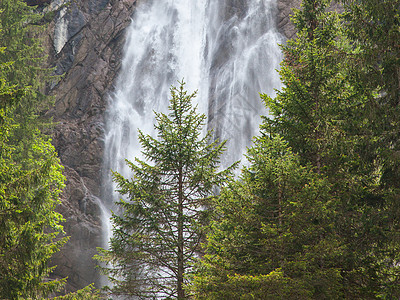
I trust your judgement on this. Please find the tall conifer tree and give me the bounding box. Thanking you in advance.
[191,135,341,299]
[339,0,400,296]
[263,0,400,297]
[193,0,400,298]
[0,1,69,298]
[96,82,236,299]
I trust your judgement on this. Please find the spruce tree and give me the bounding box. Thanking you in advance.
[339,0,400,296]
[0,2,70,298]
[0,48,67,299]
[262,0,400,297]
[191,135,340,299]
[262,0,359,177]
[96,82,236,299]
[192,0,400,298]
[0,0,51,118]
[0,108,67,299]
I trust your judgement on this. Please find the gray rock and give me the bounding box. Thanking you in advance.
[276,0,343,39]
[53,3,87,54]
[276,0,302,39]
[44,0,137,292]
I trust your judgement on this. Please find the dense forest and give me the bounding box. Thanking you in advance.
[1,0,400,299]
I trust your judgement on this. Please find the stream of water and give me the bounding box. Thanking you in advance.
[101,0,283,288]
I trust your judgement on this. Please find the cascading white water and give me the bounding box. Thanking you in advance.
[204,0,283,166]
[102,0,208,208]
[101,0,283,276]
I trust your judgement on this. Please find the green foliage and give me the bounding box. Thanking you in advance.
[340,0,400,197]
[262,0,366,180]
[0,0,53,118]
[53,284,102,300]
[338,1,400,297]
[0,60,67,299]
[0,1,72,299]
[268,0,400,297]
[193,0,400,298]
[191,135,343,299]
[96,81,237,299]
[342,0,400,104]
[193,269,311,300]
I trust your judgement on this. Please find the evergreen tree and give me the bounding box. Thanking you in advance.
[96,82,236,299]
[52,284,102,300]
[192,0,400,298]
[263,0,360,178]
[0,2,70,298]
[339,0,400,296]
[0,48,67,299]
[0,0,52,119]
[262,0,400,297]
[191,135,341,299]
[0,110,67,299]
[340,1,400,176]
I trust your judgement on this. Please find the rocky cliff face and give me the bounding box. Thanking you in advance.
[277,0,301,39]
[41,0,136,292]
[42,0,300,292]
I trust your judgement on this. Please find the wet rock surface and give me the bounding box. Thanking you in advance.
[44,0,136,292]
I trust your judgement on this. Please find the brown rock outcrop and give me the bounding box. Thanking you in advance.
[43,0,136,292]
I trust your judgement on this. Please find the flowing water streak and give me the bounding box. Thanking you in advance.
[203,0,283,167]
[102,0,207,209]
[101,0,283,288]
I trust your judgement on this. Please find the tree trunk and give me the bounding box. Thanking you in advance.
[278,182,282,229]
[177,165,185,299]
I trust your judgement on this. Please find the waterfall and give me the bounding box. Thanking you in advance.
[101,0,283,265]
[204,0,283,166]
